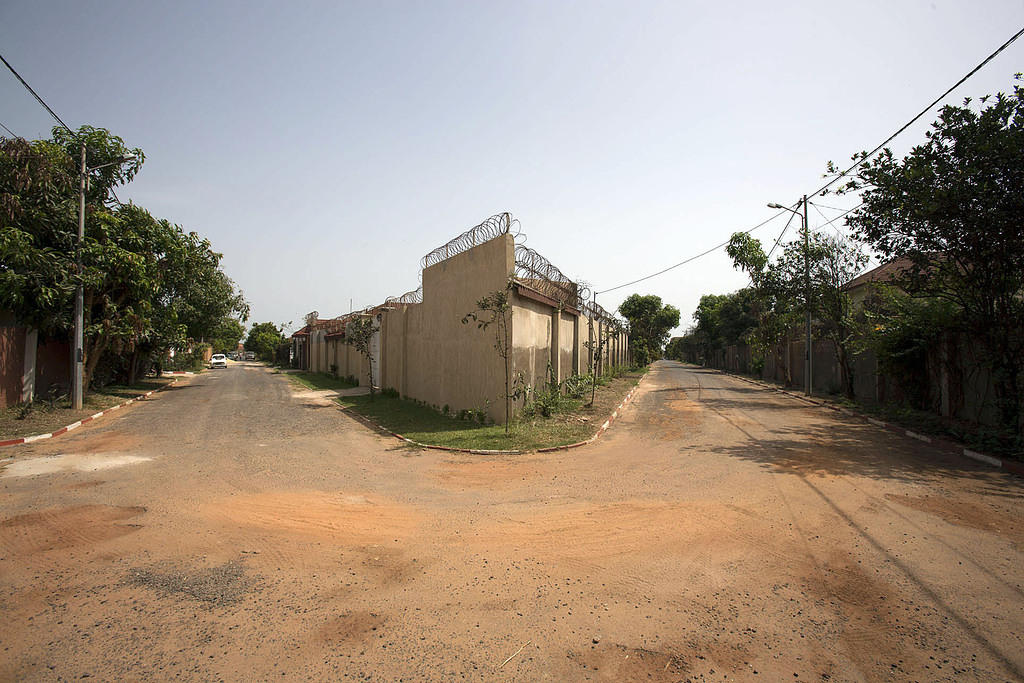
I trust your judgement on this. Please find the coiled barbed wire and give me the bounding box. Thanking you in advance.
[420,212,519,270]
[384,285,423,306]
[582,300,612,321]
[513,244,590,309]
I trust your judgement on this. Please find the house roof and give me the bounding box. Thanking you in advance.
[844,257,914,291]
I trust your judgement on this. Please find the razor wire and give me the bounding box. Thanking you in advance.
[420,211,519,270]
[384,285,423,306]
[513,244,589,310]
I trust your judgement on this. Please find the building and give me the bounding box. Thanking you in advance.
[291,213,629,423]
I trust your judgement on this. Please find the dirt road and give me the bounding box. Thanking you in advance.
[1,361,1021,681]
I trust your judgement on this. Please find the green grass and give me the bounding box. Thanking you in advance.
[337,369,645,451]
[287,371,358,392]
[841,398,1023,461]
[0,378,175,439]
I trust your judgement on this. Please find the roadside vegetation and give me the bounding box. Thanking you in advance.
[287,371,358,392]
[669,77,1024,459]
[332,367,645,451]
[0,378,174,439]
[1,126,248,397]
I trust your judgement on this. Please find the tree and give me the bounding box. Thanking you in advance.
[689,291,757,364]
[463,282,518,433]
[727,230,866,396]
[1,126,246,390]
[617,294,680,366]
[727,233,800,383]
[209,318,246,354]
[583,316,624,405]
[245,322,285,363]
[343,315,379,400]
[838,78,1024,426]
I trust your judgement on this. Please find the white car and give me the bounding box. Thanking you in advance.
[209,353,228,369]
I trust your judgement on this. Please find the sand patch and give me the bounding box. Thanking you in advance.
[204,491,419,543]
[1,452,151,478]
[0,504,145,555]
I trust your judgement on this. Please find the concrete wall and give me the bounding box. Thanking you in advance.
[0,312,71,408]
[0,319,25,408]
[293,232,631,424]
[512,295,554,392]
[381,233,513,421]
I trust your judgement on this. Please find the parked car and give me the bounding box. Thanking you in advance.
[209,353,228,369]
[244,351,256,361]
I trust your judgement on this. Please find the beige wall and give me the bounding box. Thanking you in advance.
[300,231,630,424]
[380,233,513,422]
[511,295,554,392]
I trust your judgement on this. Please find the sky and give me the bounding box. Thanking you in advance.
[2,1,1023,336]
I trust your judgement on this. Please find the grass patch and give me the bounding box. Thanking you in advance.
[0,378,175,439]
[287,372,358,392]
[338,369,645,451]
[841,399,1023,462]
[709,363,1023,462]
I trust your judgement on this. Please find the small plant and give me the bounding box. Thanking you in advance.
[329,364,339,377]
[381,387,399,398]
[463,280,518,434]
[442,404,450,416]
[15,401,34,420]
[343,315,379,400]
[562,373,592,399]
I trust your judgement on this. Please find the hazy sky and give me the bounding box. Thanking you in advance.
[2,1,1022,334]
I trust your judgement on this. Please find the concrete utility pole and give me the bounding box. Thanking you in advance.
[802,195,812,397]
[767,196,813,396]
[72,142,86,410]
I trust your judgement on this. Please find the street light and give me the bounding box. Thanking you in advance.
[767,196,812,396]
[71,147,138,409]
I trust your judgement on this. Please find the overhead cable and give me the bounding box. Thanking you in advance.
[0,53,74,133]
[810,25,1024,196]
[596,26,1023,295]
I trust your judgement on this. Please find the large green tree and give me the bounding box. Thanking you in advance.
[839,79,1024,427]
[245,322,286,362]
[727,231,865,396]
[618,294,680,366]
[1,126,246,390]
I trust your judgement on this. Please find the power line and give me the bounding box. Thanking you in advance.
[809,201,849,240]
[0,120,17,138]
[595,26,1023,296]
[811,25,1024,197]
[766,210,797,260]
[596,210,787,294]
[0,53,74,133]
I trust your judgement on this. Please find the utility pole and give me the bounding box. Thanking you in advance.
[72,142,86,410]
[767,196,813,396]
[802,194,812,396]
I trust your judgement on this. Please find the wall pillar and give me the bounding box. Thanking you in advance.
[550,306,561,386]
[21,328,37,403]
[572,313,580,375]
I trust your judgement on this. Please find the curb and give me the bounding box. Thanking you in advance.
[337,372,649,456]
[708,367,1021,477]
[0,379,179,448]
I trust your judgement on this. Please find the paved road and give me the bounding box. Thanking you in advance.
[1,360,1021,681]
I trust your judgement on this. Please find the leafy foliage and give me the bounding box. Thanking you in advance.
[245,322,286,363]
[583,316,624,404]
[617,294,680,366]
[837,77,1024,426]
[343,315,379,399]
[462,281,517,432]
[723,229,866,395]
[1,127,246,389]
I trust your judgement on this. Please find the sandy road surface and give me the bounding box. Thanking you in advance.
[1,360,1021,681]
